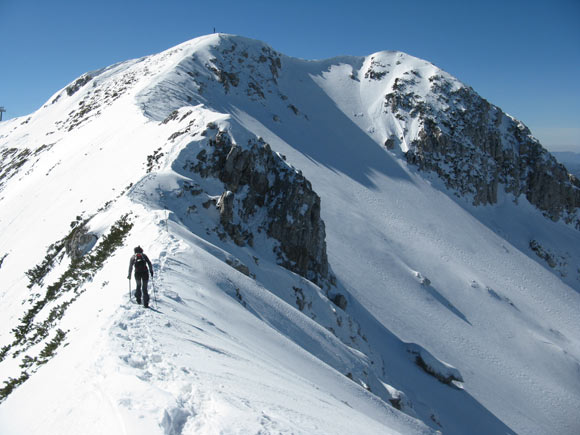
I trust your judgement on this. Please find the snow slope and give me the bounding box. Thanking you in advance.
[1,34,579,434]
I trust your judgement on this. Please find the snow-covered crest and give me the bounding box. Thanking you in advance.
[0,34,579,435]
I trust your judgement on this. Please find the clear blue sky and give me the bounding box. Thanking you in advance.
[1,0,579,151]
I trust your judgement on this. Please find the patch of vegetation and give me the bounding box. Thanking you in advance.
[25,241,67,289]
[37,329,67,364]
[0,372,30,402]
[0,215,133,403]
[0,345,9,362]
[17,329,67,370]
[25,216,88,291]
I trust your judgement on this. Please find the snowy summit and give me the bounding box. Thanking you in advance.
[0,34,579,435]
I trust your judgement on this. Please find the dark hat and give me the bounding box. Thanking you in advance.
[134,246,143,253]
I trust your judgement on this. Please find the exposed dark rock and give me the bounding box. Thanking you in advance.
[202,198,215,209]
[185,130,330,287]
[406,344,464,386]
[293,287,307,311]
[65,224,98,259]
[146,148,164,173]
[384,137,396,150]
[0,148,31,193]
[225,258,252,277]
[181,181,203,196]
[331,293,348,310]
[217,191,235,224]
[415,354,460,385]
[66,74,92,96]
[365,57,388,81]
[396,76,580,229]
[189,38,282,101]
[529,239,557,268]
[161,110,179,124]
[528,239,570,278]
[389,397,402,410]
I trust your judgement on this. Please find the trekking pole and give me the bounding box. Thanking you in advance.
[152,275,158,308]
[128,276,132,302]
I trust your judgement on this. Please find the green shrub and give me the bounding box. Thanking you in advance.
[0,214,133,402]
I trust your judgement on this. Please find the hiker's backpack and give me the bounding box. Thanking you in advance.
[134,253,148,273]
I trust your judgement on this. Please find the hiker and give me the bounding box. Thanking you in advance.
[127,246,154,307]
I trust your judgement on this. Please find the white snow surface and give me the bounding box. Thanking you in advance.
[0,34,579,435]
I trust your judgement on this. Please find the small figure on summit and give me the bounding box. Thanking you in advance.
[128,246,154,307]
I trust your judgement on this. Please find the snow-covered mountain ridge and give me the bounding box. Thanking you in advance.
[0,34,579,434]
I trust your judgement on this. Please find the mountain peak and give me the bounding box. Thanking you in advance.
[1,35,579,435]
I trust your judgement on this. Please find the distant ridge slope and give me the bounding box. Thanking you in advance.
[135,34,580,229]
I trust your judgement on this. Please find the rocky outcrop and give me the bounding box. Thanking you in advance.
[170,36,284,105]
[65,74,92,97]
[185,129,330,287]
[65,223,98,259]
[394,74,580,229]
[405,343,464,386]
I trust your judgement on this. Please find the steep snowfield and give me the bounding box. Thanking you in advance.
[1,34,579,434]
[0,207,429,435]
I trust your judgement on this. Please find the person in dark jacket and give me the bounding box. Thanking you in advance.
[127,246,154,307]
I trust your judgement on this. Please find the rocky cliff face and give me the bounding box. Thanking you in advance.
[183,125,330,288]
[138,35,580,231]
[387,73,580,228]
